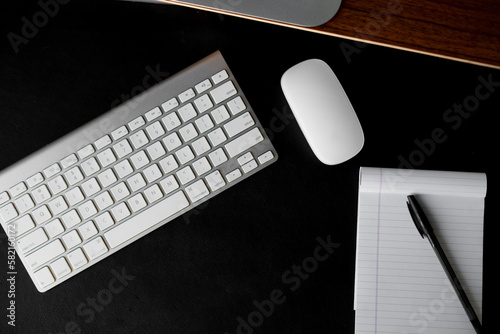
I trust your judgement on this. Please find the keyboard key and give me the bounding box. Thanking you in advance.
[97,148,117,168]
[81,157,100,176]
[211,105,230,124]
[237,152,254,166]
[10,182,28,197]
[67,248,88,269]
[162,112,182,131]
[63,230,82,249]
[26,239,65,269]
[78,200,97,220]
[95,212,114,231]
[210,81,237,104]
[47,175,68,195]
[78,221,98,240]
[178,103,197,122]
[195,114,214,133]
[17,228,48,254]
[163,133,182,151]
[195,79,212,93]
[143,164,162,183]
[60,154,79,169]
[159,155,178,174]
[161,97,179,113]
[224,112,254,137]
[206,170,226,192]
[98,169,117,188]
[179,88,195,103]
[145,107,162,121]
[258,150,275,164]
[94,191,114,210]
[194,94,213,113]
[175,146,195,165]
[208,128,227,147]
[227,96,246,115]
[45,219,65,238]
[83,237,108,260]
[66,187,85,206]
[32,205,52,224]
[179,123,198,142]
[48,196,68,215]
[130,130,149,149]
[144,184,163,203]
[160,175,179,195]
[192,137,211,156]
[0,203,18,223]
[113,139,133,159]
[94,135,112,150]
[110,182,130,202]
[128,116,145,131]
[51,257,71,279]
[43,164,61,179]
[127,173,146,192]
[225,127,264,158]
[104,191,189,249]
[32,185,51,204]
[128,193,147,212]
[65,166,84,186]
[147,141,166,161]
[0,192,10,205]
[81,178,101,197]
[130,150,150,169]
[15,193,35,213]
[77,144,95,160]
[111,202,131,222]
[61,210,81,229]
[114,160,134,179]
[211,69,228,84]
[193,157,212,176]
[13,215,35,236]
[226,169,242,182]
[185,180,210,203]
[242,160,258,173]
[27,173,44,188]
[111,125,128,140]
[208,148,228,167]
[34,267,55,288]
[146,121,165,140]
[176,166,195,185]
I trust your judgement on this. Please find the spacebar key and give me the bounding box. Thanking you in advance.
[104,191,189,249]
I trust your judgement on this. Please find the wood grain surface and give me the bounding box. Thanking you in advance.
[162,0,500,69]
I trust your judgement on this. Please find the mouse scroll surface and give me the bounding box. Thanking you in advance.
[281,59,364,165]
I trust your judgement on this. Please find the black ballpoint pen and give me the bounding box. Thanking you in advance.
[406,195,483,334]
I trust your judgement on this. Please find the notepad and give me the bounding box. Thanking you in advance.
[354,167,487,334]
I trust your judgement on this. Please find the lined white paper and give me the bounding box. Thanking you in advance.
[355,167,486,334]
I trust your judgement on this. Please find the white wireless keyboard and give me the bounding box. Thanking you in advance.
[0,51,277,292]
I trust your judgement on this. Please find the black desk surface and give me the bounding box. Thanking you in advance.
[1,1,498,333]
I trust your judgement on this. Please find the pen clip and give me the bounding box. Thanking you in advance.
[407,195,425,239]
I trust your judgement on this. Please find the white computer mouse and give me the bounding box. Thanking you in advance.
[281,59,364,165]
